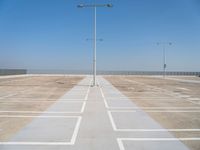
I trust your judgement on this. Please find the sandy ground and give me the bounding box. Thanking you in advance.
[0,75,83,141]
[105,76,200,150]
[167,76,200,81]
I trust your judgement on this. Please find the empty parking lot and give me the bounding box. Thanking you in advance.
[0,75,199,150]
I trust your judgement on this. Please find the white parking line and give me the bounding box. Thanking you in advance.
[178,95,191,98]
[0,116,82,146]
[117,139,125,150]
[108,111,200,132]
[107,110,118,130]
[0,102,86,114]
[0,100,86,103]
[0,98,86,101]
[144,110,200,113]
[117,138,200,150]
[118,137,200,141]
[0,115,78,118]
[111,107,200,110]
[123,78,199,106]
[185,99,200,105]
[176,87,190,91]
[0,87,39,99]
[109,109,200,113]
[0,142,74,145]
[105,106,200,110]
[188,98,200,101]
[0,111,80,114]
[80,101,86,113]
[70,116,82,145]
[99,85,109,108]
[84,80,91,101]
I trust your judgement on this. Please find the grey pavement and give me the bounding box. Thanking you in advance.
[0,76,189,150]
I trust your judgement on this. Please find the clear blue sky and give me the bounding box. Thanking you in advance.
[0,0,200,71]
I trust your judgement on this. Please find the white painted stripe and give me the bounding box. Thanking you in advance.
[117,139,125,150]
[99,85,109,108]
[186,100,200,105]
[80,102,86,113]
[110,107,200,110]
[0,111,81,114]
[1,98,86,101]
[0,115,79,118]
[0,116,82,145]
[118,138,200,141]
[117,137,200,150]
[176,87,190,91]
[84,79,91,101]
[0,87,39,99]
[115,129,200,132]
[0,100,86,103]
[59,98,86,101]
[115,99,181,101]
[108,109,200,113]
[188,98,200,101]
[107,111,117,131]
[98,78,119,133]
[108,111,200,132]
[70,116,82,144]
[0,142,73,145]
[145,110,200,113]
[178,95,191,98]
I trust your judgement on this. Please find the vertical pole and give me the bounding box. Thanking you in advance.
[163,44,166,78]
[93,7,97,86]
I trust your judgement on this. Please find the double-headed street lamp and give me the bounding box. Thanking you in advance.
[157,42,172,78]
[78,3,113,86]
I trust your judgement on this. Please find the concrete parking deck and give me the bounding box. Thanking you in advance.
[0,75,197,150]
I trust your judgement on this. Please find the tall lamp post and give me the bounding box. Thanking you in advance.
[157,42,172,78]
[77,4,113,86]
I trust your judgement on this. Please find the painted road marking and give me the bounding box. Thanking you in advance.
[188,98,200,101]
[0,100,86,103]
[108,111,200,132]
[0,77,92,146]
[176,87,190,91]
[0,101,86,114]
[0,116,81,145]
[117,138,200,150]
[0,115,79,118]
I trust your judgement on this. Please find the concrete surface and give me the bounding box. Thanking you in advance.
[0,75,193,150]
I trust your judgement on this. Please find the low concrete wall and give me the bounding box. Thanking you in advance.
[0,69,27,76]
[27,69,200,76]
[97,71,200,76]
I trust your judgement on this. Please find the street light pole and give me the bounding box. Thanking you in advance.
[77,3,113,86]
[163,44,166,78]
[157,42,172,78]
[94,6,97,86]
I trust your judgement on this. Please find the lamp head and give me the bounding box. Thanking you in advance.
[107,4,113,7]
[77,4,84,8]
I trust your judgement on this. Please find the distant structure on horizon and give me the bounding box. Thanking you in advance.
[27,69,200,76]
[0,69,27,76]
